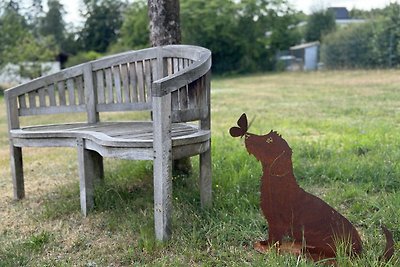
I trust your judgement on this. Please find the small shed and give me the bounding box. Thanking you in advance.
[290,42,320,71]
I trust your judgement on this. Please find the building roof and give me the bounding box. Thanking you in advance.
[290,41,320,51]
[328,7,350,20]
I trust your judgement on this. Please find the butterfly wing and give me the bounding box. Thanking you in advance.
[237,113,248,132]
[229,126,244,137]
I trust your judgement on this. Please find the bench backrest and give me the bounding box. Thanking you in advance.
[5,45,211,129]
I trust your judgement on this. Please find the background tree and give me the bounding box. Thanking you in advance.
[80,0,125,52]
[111,0,149,52]
[0,1,58,78]
[0,2,28,67]
[148,0,181,46]
[39,0,66,49]
[305,9,336,42]
[181,0,300,73]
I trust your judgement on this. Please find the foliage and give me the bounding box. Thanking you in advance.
[0,3,58,78]
[0,3,29,67]
[64,50,102,68]
[39,0,66,48]
[181,0,301,74]
[305,9,336,42]
[321,23,374,69]
[110,0,149,53]
[321,3,400,69]
[79,0,126,53]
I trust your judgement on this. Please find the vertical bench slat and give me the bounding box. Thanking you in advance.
[178,58,184,71]
[129,62,138,103]
[167,58,173,75]
[113,66,122,103]
[184,59,190,68]
[188,78,200,110]
[105,68,114,104]
[120,64,130,103]
[179,85,188,110]
[67,78,76,106]
[145,59,153,102]
[58,81,66,105]
[96,70,105,104]
[83,64,99,123]
[38,88,46,107]
[173,58,179,74]
[136,61,146,102]
[28,91,37,108]
[18,95,27,109]
[47,84,56,106]
[75,76,85,105]
[171,90,179,111]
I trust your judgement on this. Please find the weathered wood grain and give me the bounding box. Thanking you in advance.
[57,81,66,106]
[105,68,113,104]
[77,138,94,216]
[96,70,105,104]
[153,94,172,241]
[83,64,98,123]
[76,76,85,105]
[129,62,138,102]
[38,87,46,107]
[113,65,122,103]
[120,64,130,103]
[136,61,146,102]
[67,78,76,106]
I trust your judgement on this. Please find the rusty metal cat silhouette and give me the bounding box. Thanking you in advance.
[230,113,394,262]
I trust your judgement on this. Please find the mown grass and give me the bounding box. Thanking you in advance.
[0,70,399,266]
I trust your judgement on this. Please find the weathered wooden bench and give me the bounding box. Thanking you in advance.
[5,45,212,241]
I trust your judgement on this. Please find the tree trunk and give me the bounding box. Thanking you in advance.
[148,0,191,175]
[148,0,181,46]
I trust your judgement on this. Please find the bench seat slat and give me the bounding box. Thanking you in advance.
[10,122,209,149]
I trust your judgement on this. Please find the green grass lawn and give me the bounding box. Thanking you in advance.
[0,70,399,266]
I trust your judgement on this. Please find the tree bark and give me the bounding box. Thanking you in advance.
[148,0,181,46]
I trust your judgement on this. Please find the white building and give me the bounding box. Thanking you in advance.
[290,42,320,71]
[0,61,60,87]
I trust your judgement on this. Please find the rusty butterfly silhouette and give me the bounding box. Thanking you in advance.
[229,113,394,263]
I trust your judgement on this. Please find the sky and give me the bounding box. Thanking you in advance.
[58,0,398,25]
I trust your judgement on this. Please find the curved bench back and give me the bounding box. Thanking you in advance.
[5,45,211,128]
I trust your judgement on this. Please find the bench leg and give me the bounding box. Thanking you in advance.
[77,139,99,216]
[92,150,104,183]
[153,152,172,241]
[200,146,212,208]
[10,145,24,199]
[153,94,173,241]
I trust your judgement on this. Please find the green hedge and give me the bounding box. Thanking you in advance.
[321,4,400,69]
